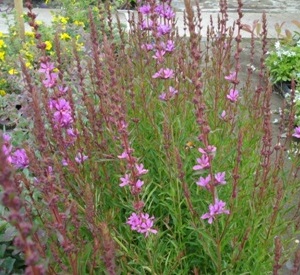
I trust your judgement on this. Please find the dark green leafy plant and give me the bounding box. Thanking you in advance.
[266,41,300,83]
[0,206,25,275]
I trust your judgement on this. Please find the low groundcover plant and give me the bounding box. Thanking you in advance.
[1,0,300,274]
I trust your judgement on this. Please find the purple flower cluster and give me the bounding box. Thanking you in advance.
[117,119,156,236]
[49,98,73,128]
[127,212,158,237]
[201,199,230,224]
[2,133,29,169]
[39,60,87,165]
[39,61,58,88]
[193,145,230,223]
[139,1,178,101]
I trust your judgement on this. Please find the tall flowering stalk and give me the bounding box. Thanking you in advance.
[1,135,45,274]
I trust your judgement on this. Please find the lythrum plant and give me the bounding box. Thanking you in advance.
[1,0,300,274]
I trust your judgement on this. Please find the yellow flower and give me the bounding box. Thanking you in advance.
[0,90,6,96]
[8,68,18,75]
[76,42,84,51]
[60,17,69,24]
[60,33,71,41]
[25,62,33,69]
[25,31,35,38]
[74,21,85,27]
[52,15,59,23]
[0,51,5,61]
[53,68,59,73]
[45,40,52,51]
[0,32,3,37]
[25,51,34,61]
[36,20,43,26]
[0,40,5,49]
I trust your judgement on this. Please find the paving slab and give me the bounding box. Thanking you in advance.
[173,0,300,13]
[0,6,299,39]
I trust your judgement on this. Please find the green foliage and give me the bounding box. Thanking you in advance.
[265,41,300,83]
[0,206,25,274]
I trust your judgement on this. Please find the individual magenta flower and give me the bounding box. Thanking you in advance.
[198,145,217,157]
[152,50,166,63]
[165,40,175,52]
[61,159,69,166]
[201,199,230,224]
[227,89,239,101]
[226,89,239,102]
[138,4,151,14]
[157,24,172,36]
[220,110,227,120]
[158,92,167,101]
[10,149,29,169]
[39,61,55,74]
[135,179,144,188]
[293,127,300,138]
[118,151,129,160]
[58,85,68,95]
[75,152,88,164]
[224,71,237,82]
[159,86,178,101]
[196,174,211,189]
[214,172,226,185]
[141,43,154,51]
[42,72,58,88]
[193,155,210,170]
[135,163,149,176]
[67,128,78,137]
[155,5,175,20]
[141,19,153,30]
[120,174,131,187]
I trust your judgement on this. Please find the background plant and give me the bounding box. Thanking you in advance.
[1,0,300,274]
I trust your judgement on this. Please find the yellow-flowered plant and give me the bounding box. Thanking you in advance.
[45,41,53,51]
[60,33,71,41]
[8,69,18,75]
[74,21,85,28]
[0,89,6,96]
[25,31,35,38]
[0,51,5,62]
